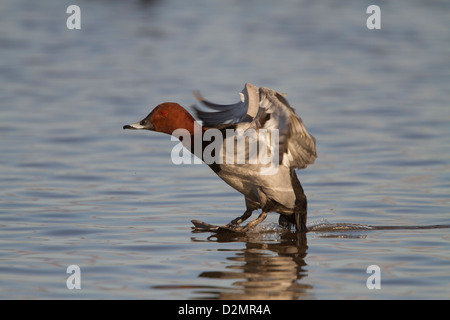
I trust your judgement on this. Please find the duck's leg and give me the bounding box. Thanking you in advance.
[291,169,307,233]
[227,209,253,227]
[225,200,273,232]
[226,198,258,227]
[225,210,268,232]
[240,211,268,231]
[193,202,257,233]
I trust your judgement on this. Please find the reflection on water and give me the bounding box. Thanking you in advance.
[188,223,450,299]
[153,220,450,299]
[194,232,309,299]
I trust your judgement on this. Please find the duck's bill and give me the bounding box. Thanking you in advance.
[123,121,154,130]
[123,123,143,130]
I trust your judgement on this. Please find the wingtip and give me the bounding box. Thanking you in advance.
[192,90,204,102]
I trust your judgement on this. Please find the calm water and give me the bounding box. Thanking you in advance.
[1,0,449,299]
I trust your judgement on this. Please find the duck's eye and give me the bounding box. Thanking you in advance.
[161,110,167,115]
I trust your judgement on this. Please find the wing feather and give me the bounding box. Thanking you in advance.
[192,83,317,169]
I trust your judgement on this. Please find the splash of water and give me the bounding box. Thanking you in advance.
[307,219,373,232]
[253,219,450,233]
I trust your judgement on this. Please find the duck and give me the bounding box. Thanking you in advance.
[123,83,317,233]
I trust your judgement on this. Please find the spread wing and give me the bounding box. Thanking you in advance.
[192,83,260,126]
[192,83,317,169]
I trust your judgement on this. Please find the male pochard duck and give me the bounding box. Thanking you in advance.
[123,83,317,233]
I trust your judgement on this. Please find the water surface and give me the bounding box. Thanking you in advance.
[1,0,449,299]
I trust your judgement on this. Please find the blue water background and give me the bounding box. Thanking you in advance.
[0,0,449,299]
